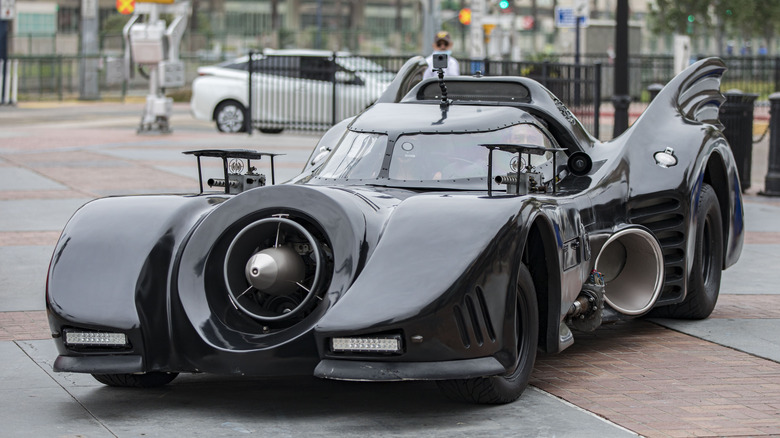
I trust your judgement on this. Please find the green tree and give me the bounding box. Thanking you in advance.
[650,0,780,53]
[648,0,711,35]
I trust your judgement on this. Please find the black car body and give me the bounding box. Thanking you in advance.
[46,57,743,403]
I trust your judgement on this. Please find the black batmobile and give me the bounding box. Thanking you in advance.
[46,57,743,404]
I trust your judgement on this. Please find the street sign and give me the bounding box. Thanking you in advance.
[519,15,534,31]
[554,6,588,28]
[0,0,15,20]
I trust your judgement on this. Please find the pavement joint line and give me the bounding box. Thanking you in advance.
[530,386,640,436]
[0,154,99,199]
[14,340,120,438]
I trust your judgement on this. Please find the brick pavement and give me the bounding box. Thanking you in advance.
[532,319,780,437]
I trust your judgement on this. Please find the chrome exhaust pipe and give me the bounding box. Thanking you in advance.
[594,227,664,316]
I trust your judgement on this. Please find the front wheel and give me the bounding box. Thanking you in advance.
[215,101,247,133]
[436,264,538,404]
[92,372,178,388]
[651,183,723,319]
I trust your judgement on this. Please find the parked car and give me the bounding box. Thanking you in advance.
[48,56,743,404]
[190,49,394,133]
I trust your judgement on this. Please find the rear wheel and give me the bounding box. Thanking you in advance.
[92,372,178,388]
[215,101,247,133]
[651,183,723,319]
[436,264,538,404]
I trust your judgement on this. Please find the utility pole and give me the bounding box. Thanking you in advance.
[421,0,441,54]
[0,0,9,104]
[612,0,629,137]
[468,0,486,59]
[79,0,100,100]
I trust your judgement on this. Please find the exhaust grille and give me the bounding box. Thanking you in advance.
[453,287,497,349]
[628,195,686,304]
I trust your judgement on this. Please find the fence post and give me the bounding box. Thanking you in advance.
[247,50,254,135]
[331,51,337,126]
[594,61,601,140]
[762,92,780,196]
[57,55,63,101]
[775,57,780,95]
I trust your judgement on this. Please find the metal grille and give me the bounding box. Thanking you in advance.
[628,195,686,305]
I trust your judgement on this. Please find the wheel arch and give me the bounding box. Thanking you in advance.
[522,215,562,354]
[701,149,730,269]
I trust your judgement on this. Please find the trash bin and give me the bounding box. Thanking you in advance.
[647,83,663,102]
[719,90,758,191]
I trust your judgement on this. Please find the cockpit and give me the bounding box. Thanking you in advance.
[311,122,566,192]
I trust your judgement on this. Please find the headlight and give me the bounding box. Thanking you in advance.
[330,335,403,354]
[64,330,128,347]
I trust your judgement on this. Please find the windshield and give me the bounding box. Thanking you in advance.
[389,124,554,182]
[316,131,387,180]
[313,123,557,189]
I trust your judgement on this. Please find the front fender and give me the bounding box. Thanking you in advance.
[314,194,539,369]
[46,195,225,359]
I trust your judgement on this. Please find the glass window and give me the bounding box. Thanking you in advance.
[316,131,387,180]
[388,124,555,182]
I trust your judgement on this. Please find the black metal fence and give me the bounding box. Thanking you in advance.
[8,52,779,138]
[8,54,209,100]
[246,53,602,136]
[245,52,407,133]
[559,54,780,102]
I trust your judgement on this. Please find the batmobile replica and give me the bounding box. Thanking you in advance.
[46,56,743,404]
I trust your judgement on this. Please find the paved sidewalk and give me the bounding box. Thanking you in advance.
[1,101,780,437]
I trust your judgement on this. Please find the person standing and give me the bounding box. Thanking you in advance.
[423,31,460,79]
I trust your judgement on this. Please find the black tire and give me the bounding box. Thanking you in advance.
[436,264,538,404]
[651,183,723,319]
[215,101,247,133]
[259,127,284,134]
[92,372,178,388]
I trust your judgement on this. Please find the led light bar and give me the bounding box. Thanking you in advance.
[64,331,128,347]
[331,336,402,353]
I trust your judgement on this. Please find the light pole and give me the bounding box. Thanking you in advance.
[612,0,629,137]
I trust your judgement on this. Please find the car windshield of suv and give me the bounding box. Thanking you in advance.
[313,123,556,189]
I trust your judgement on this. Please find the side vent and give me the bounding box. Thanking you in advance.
[452,287,497,349]
[628,195,686,304]
[453,305,470,349]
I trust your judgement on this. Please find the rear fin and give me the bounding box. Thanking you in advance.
[641,57,727,129]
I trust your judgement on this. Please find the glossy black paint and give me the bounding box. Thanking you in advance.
[46,58,743,381]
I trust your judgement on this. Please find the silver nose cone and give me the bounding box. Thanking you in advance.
[245,246,305,296]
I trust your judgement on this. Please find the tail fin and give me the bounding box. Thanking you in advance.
[639,57,727,129]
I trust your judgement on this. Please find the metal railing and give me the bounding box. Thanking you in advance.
[8,54,208,101]
[559,54,780,102]
[246,53,602,136]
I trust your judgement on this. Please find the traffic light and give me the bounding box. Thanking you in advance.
[498,0,509,9]
[458,8,472,25]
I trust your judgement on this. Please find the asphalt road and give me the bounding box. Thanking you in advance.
[1,101,779,437]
